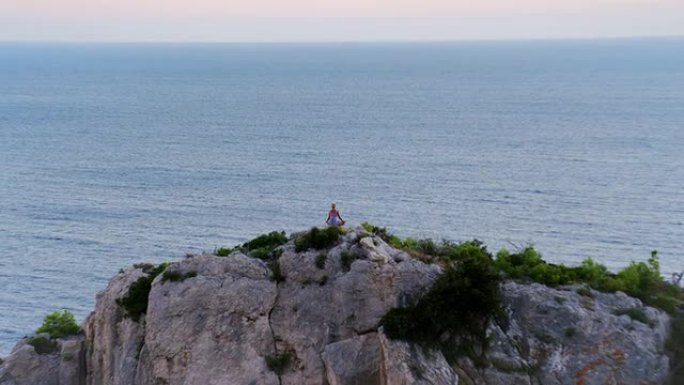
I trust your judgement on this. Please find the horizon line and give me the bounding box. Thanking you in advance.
[1,34,683,45]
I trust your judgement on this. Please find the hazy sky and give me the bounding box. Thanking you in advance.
[1,0,683,41]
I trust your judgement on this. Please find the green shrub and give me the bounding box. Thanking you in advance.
[387,235,404,249]
[575,257,609,284]
[564,327,577,338]
[269,260,285,283]
[382,250,503,363]
[495,246,545,280]
[36,310,80,339]
[215,247,233,257]
[161,270,197,283]
[653,294,680,314]
[247,246,283,260]
[613,308,650,324]
[496,248,682,315]
[250,247,273,260]
[360,222,393,241]
[438,240,485,261]
[615,251,662,300]
[243,231,288,251]
[117,263,168,322]
[265,352,292,376]
[315,254,327,269]
[216,231,288,260]
[26,336,58,355]
[295,227,343,252]
[340,251,357,272]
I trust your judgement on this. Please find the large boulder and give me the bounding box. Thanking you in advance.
[0,334,85,385]
[0,227,674,385]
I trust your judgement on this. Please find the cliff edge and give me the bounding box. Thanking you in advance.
[0,227,673,385]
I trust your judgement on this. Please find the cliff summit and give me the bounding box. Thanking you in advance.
[0,226,679,385]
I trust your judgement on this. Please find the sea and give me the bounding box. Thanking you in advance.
[1,39,683,355]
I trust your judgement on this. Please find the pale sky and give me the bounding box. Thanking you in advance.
[1,0,683,41]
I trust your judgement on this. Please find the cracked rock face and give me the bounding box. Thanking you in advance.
[0,227,673,385]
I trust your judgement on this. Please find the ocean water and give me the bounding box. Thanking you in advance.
[1,39,683,354]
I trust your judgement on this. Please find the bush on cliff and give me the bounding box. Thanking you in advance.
[117,263,168,322]
[495,247,682,314]
[242,231,288,251]
[36,310,80,339]
[215,247,233,257]
[382,244,503,363]
[295,226,343,252]
[215,231,287,260]
[26,336,59,355]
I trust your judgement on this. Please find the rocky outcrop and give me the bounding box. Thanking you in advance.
[0,334,85,385]
[457,282,670,385]
[0,227,673,385]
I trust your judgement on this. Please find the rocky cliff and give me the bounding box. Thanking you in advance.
[0,227,673,385]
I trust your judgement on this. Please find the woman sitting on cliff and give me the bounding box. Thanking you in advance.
[326,202,346,227]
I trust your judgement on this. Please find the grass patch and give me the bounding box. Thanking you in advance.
[613,307,650,324]
[117,263,168,322]
[215,247,233,257]
[243,231,287,260]
[381,244,503,364]
[295,227,343,252]
[265,352,292,376]
[161,270,197,283]
[216,231,287,260]
[315,254,327,269]
[36,310,80,339]
[243,231,288,251]
[26,335,59,355]
[340,251,357,272]
[576,286,593,297]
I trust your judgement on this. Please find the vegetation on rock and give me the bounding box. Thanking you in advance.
[315,254,327,269]
[215,247,233,257]
[613,307,650,325]
[117,263,168,322]
[269,260,284,283]
[26,335,59,355]
[215,231,288,260]
[381,241,503,363]
[494,248,682,315]
[265,352,292,376]
[161,270,198,283]
[36,310,81,339]
[340,250,357,272]
[294,227,343,252]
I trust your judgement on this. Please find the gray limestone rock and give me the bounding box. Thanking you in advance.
[0,227,675,385]
[0,335,85,385]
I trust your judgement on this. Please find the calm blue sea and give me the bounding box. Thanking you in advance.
[1,39,683,354]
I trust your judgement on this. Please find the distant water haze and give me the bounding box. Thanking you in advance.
[1,39,683,354]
